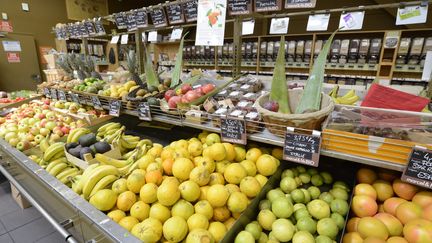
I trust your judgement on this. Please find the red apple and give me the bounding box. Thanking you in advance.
[168,96,182,109]
[202,84,215,94]
[16,141,30,151]
[61,126,70,134]
[43,99,50,105]
[181,84,192,94]
[164,90,176,102]
[184,90,199,102]
[37,113,45,119]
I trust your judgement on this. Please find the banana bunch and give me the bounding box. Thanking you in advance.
[39,139,50,153]
[72,164,119,199]
[120,135,140,150]
[329,86,360,105]
[43,142,66,162]
[67,127,92,143]
[97,122,122,138]
[45,157,82,184]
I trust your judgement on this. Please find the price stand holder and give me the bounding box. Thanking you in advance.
[91,96,103,110]
[43,88,50,98]
[283,127,322,167]
[401,146,432,189]
[58,90,67,102]
[50,89,58,100]
[70,93,80,104]
[220,117,247,145]
[109,100,121,117]
[137,102,152,121]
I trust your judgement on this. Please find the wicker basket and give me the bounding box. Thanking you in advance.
[255,89,334,137]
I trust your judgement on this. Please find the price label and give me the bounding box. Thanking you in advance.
[401,146,432,189]
[43,88,50,98]
[126,12,137,31]
[114,12,127,29]
[150,7,168,27]
[109,100,121,117]
[170,28,183,40]
[285,0,316,9]
[79,23,89,37]
[220,117,247,145]
[183,0,198,22]
[91,96,103,110]
[70,93,80,104]
[283,128,321,167]
[58,90,67,101]
[85,21,96,36]
[50,89,58,100]
[135,9,149,28]
[255,0,282,12]
[228,0,253,15]
[166,2,185,24]
[94,19,106,35]
[138,102,152,121]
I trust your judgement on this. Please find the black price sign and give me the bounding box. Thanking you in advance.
[94,19,106,35]
[402,146,432,189]
[58,90,67,101]
[50,89,58,100]
[91,96,103,110]
[126,12,137,31]
[183,0,198,22]
[255,0,282,12]
[220,117,247,145]
[150,7,168,27]
[135,9,149,28]
[114,13,127,29]
[79,23,89,37]
[109,100,121,117]
[72,24,80,38]
[43,88,50,98]
[138,102,152,121]
[85,21,96,36]
[285,0,316,8]
[166,3,185,24]
[70,93,80,104]
[228,0,253,15]
[283,128,321,167]
[66,25,74,38]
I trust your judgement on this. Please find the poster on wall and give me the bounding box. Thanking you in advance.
[65,0,108,21]
[269,17,289,34]
[7,53,20,63]
[339,11,365,31]
[396,5,428,25]
[2,41,21,52]
[195,0,227,46]
[285,0,316,9]
[307,14,330,31]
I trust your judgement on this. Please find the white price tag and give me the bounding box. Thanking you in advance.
[396,5,428,25]
[120,34,129,44]
[110,35,120,44]
[242,20,255,35]
[141,32,147,42]
[339,11,365,31]
[307,14,330,31]
[170,28,183,40]
[422,51,432,81]
[270,17,289,34]
[148,31,158,42]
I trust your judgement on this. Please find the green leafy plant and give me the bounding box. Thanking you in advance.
[144,45,160,88]
[171,32,189,88]
[269,36,290,114]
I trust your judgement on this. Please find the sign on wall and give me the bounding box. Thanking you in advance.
[396,5,428,25]
[285,0,316,9]
[195,0,227,46]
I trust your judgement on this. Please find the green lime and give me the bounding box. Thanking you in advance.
[331,212,345,230]
[301,189,311,203]
[319,192,334,204]
[307,168,319,175]
[235,231,255,243]
[333,181,350,191]
[330,198,349,216]
[282,169,295,178]
[307,199,330,220]
[245,221,262,240]
[294,208,311,221]
[271,219,295,242]
[330,187,349,201]
[311,174,324,186]
[320,171,333,184]
[299,173,311,184]
[315,235,333,243]
[291,189,305,203]
[267,189,285,202]
[258,232,268,243]
[307,186,321,199]
[317,218,338,240]
[293,230,315,243]
[259,199,271,210]
[293,203,306,212]
[296,166,306,173]
[272,197,294,218]
[291,168,299,177]
[295,177,302,186]
[280,177,297,193]
[296,217,317,234]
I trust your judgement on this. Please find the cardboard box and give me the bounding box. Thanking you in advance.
[10,183,31,209]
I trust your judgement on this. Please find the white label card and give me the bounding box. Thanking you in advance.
[195,0,227,46]
[120,34,129,44]
[270,17,289,34]
[339,11,365,31]
[396,5,428,25]
[242,20,255,35]
[307,14,330,31]
[170,28,183,40]
[110,35,120,44]
[422,51,432,81]
[2,41,21,52]
[141,32,147,42]
[148,31,158,42]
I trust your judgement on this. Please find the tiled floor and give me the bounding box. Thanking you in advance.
[0,182,64,243]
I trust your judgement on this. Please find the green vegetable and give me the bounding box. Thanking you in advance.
[171,32,189,88]
[296,29,339,114]
[144,45,160,88]
[270,36,290,114]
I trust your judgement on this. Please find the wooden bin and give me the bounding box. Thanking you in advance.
[65,145,122,170]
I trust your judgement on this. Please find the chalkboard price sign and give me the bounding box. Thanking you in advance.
[58,90,67,102]
[109,100,121,117]
[114,13,127,29]
[126,12,137,31]
[283,128,321,167]
[85,21,96,36]
[220,117,247,145]
[183,0,198,22]
[150,7,168,27]
[402,146,432,189]
[138,102,152,121]
[166,3,185,24]
[228,0,253,15]
[50,89,58,100]
[135,9,149,28]
[91,96,103,110]
[285,0,316,9]
[255,0,282,12]
[70,93,80,104]
[43,88,50,98]
[79,23,89,37]
[72,24,80,38]
[94,19,106,35]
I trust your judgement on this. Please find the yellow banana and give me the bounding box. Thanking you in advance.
[97,123,121,134]
[338,95,360,105]
[82,165,119,199]
[45,160,64,172]
[70,128,91,143]
[74,163,99,195]
[72,175,82,193]
[59,170,81,184]
[123,135,140,142]
[43,142,65,161]
[341,89,356,100]
[95,153,132,168]
[40,139,50,153]
[48,163,69,176]
[56,167,79,180]
[120,137,138,149]
[89,174,119,197]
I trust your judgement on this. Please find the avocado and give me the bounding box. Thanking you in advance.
[65,142,79,151]
[80,147,94,160]
[147,85,157,92]
[147,97,159,106]
[89,144,97,154]
[94,141,111,153]
[68,147,81,158]
[78,133,97,147]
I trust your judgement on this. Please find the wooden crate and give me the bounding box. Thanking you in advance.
[65,145,122,170]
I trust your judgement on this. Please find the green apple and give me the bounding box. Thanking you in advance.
[39,128,50,136]
[34,134,45,144]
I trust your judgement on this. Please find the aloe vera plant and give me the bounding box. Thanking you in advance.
[144,45,160,88]
[269,36,290,114]
[296,29,339,114]
[171,33,189,88]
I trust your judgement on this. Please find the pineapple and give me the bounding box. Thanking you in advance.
[125,50,144,86]
[85,56,102,80]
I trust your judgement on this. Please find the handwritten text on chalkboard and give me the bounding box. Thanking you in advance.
[167,3,185,24]
[283,130,321,167]
[150,7,168,27]
[255,0,282,12]
[228,0,253,15]
[402,147,432,189]
[220,117,247,145]
[138,102,152,121]
[183,0,198,22]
